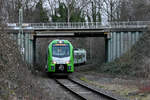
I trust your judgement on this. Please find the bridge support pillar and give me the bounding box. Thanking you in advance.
[105,35,108,62]
[107,31,143,62]
[108,36,111,62]
[33,37,36,66]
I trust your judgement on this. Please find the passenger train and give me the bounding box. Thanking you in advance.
[45,40,87,73]
[74,48,87,64]
[45,40,74,73]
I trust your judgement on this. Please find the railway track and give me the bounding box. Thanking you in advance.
[55,77,128,100]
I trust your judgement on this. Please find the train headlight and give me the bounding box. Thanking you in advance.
[66,61,70,64]
[52,61,57,64]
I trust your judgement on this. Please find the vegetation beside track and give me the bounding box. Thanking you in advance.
[98,30,150,78]
[77,73,150,100]
[87,29,150,99]
[0,29,49,99]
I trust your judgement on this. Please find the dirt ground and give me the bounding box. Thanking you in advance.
[28,74,80,100]
[74,67,150,100]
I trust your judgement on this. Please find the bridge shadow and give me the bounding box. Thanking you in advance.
[31,69,70,79]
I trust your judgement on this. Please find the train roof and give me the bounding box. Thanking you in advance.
[74,48,86,51]
[48,40,72,47]
[74,48,86,53]
[51,39,70,43]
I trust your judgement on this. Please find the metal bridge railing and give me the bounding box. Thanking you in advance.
[109,21,150,28]
[7,21,149,30]
[7,22,105,30]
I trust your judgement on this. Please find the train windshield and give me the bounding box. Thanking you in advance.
[52,44,70,58]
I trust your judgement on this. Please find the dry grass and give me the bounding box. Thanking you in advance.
[0,29,49,99]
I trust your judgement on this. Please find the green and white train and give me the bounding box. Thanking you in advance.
[74,48,87,64]
[45,40,74,73]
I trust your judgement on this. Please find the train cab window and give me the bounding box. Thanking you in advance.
[52,44,70,58]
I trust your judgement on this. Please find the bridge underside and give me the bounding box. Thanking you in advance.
[32,30,109,65]
[34,31,107,38]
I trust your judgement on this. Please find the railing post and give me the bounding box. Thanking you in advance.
[43,23,44,29]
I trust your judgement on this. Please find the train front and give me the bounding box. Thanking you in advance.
[47,40,74,73]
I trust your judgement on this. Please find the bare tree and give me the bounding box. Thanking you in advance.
[47,0,58,20]
[115,0,150,21]
[0,0,8,23]
[102,0,121,21]
[130,0,150,21]
[2,0,39,22]
[65,0,88,22]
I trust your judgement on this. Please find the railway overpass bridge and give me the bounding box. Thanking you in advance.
[6,21,149,64]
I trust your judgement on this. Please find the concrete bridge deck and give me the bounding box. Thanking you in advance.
[6,21,148,31]
[6,21,148,38]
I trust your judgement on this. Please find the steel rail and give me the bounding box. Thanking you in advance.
[68,77,129,100]
[55,79,87,100]
[55,78,127,100]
